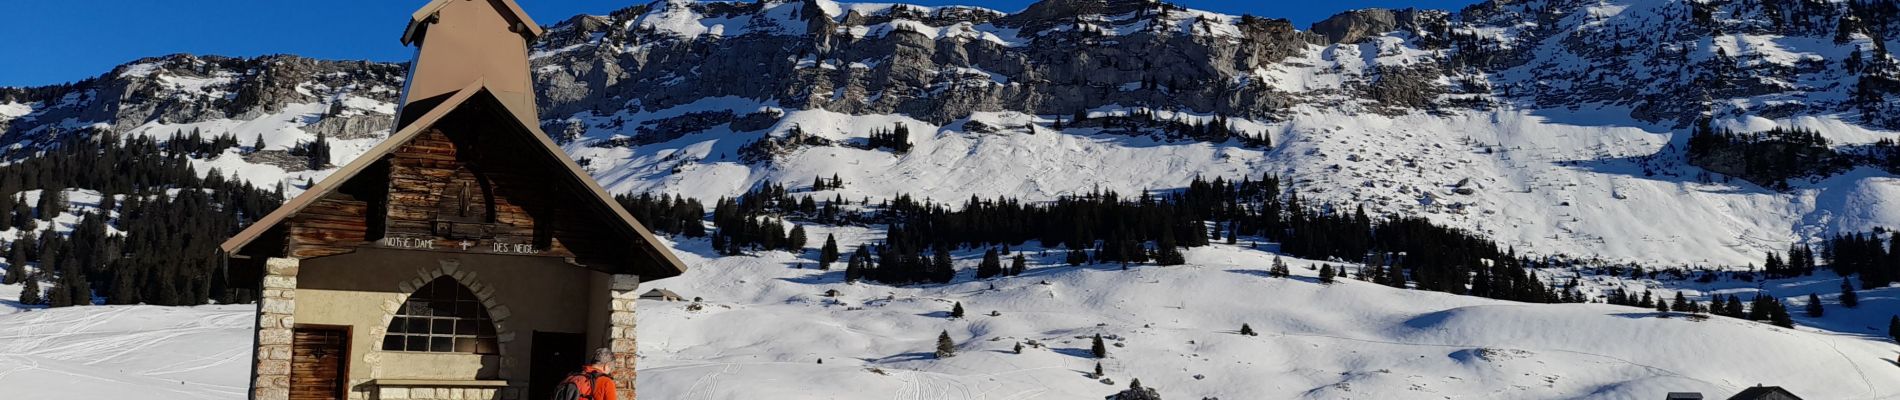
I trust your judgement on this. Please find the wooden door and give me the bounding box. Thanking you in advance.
[290,327,349,400]
[529,331,587,400]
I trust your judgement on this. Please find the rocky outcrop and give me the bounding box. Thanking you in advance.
[1310,9,1402,44]
[0,54,403,145]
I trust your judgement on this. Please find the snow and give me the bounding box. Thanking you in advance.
[555,97,1898,266]
[634,0,808,39]
[568,105,1270,204]
[0,102,32,121]
[0,305,253,399]
[117,62,162,79]
[5,240,1898,399]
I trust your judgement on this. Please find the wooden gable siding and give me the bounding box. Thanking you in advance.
[286,127,580,260]
[276,103,651,273]
[286,195,370,259]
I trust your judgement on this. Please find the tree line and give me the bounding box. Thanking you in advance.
[1823,230,1899,289]
[1,129,282,307]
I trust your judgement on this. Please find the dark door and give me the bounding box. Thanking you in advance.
[290,327,349,400]
[530,331,588,400]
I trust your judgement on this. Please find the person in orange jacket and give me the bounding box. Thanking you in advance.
[554,348,619,400]
[582,348,619,400]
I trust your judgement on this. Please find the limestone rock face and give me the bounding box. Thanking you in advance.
[7,0,1900,151]
[1310,8,1400,44]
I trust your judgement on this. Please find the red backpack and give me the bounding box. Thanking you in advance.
[550,370,607,400]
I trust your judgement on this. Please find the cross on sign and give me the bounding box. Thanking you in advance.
[458,241,474,250]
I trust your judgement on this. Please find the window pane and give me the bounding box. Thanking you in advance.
[455,337,478,353]
[407,318,429,334]
[475,338,498,355]
[432,319,454,335]
[382,335,405,351]
[455,301,478,318]
[477,322,496,336]
[386,317,406,334]
[406,301,431,316]
[430,336,453,352]
[455,320,477,335]
[405,335,429,352]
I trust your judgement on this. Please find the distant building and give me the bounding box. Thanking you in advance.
[1726,386,1803,400]
[1665,392,1703,400]
[640,288,684,302]
[220,1,685,399]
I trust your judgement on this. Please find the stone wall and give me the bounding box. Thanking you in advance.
[252,257,300,400]
[608,274,639,400]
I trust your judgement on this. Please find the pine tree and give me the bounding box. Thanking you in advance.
[18,272,40,305]
[37,186,65,219]
[1239,323,1256,336]
[59,257,87,307]
[1671,292,1691,313]
[930,246,955,283]
[1748,295,1771,321]
[1009,253,1026,276]
[1091,333,1107,358]
[251,134,265,152]
[820,234,840,267]
[1656,299,1670,313]
[1013,341,1023,354]
[46,272,71,307]
[787,225,808,252]
[950,302,965,318]
[1269,256,1289,278]
[934,331,956,358]
[1318,264,1336,284]
[1841,278,1860,308]
[1,247,22,285]
[1806,293,1825,317]
[1889,316,1900,344]
[1066,247,1087,266]
[1093,362,1104,377]
[976,248,1003,279]
[306,132,331,170]
[1768,298,1794,328]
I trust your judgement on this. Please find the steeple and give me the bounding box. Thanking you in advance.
[397,0,545,128]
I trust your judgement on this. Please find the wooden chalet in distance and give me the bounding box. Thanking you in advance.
[220,1,686,400]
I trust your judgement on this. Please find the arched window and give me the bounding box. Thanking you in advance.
[382,276,500,354]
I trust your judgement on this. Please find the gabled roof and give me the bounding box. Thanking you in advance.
[1726,386,1802,400]
[220,80,687,279]
[402,0,546,46]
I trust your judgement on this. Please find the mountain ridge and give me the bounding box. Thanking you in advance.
[0,0,1898,265]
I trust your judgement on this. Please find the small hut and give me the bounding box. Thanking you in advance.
[1726,386,1803,400]
[639,288,684,302]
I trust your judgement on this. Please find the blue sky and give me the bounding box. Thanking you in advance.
[0,0,1478,87]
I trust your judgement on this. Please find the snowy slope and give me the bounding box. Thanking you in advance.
[0,305,253,400]
[4,237,1899,399]
[561,99,1898,265]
